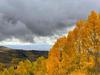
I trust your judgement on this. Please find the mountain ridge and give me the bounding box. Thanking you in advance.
[0,46,48,65]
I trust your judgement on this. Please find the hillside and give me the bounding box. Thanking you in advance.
[0,46,48,65]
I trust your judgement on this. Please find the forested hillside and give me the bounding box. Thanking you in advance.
[0,11,100,75]
[0,46,48,66]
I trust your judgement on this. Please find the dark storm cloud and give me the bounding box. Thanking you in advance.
[0,0,100,42]
[0,14,33,42]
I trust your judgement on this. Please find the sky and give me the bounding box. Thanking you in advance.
[0,0,100,50]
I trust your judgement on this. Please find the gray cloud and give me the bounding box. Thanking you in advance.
[0,0,100,42]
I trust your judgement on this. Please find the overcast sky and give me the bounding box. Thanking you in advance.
[0,0,100,45]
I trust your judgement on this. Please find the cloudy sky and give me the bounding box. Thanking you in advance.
[0,0,100,49]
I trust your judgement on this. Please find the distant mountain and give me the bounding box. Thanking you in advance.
[0,46,48,65]
[4,44,51,51]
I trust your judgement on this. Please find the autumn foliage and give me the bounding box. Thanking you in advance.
[0,11,100,75]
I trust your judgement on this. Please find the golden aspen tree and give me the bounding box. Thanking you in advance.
[61,31,77,74]
[81,11,100,75]
[15,60,31,75]
[47,36,67,75]
[7,66,15,75]
[89,11,100,75]
[74,19,88,70]
[1,69,10,75]
[33,56,47,75]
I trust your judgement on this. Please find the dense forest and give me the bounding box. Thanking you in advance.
[0,11,100,75]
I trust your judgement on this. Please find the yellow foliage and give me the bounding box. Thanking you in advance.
[70,70,87,75]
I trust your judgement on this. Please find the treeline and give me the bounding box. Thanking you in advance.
[0,11,100,75]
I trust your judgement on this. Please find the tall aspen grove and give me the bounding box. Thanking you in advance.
[0,11,100,75]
